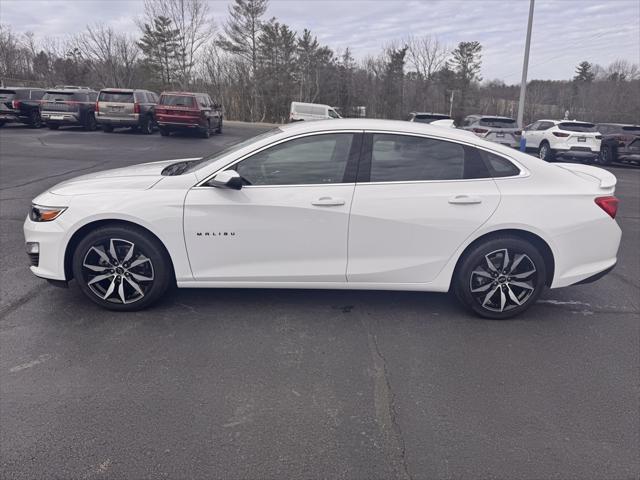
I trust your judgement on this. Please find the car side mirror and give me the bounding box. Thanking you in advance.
[209,170,243,190]
[213,103,221,110]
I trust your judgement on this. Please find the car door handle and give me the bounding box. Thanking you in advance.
[312,197,345,206]
[448,195,482,205]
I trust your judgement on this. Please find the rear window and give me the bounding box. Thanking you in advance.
[99,91,134,103]
[622,126,640,132]
[43,91,75,101]
[479,117,517,128]
[160,95,195,107]
[559,122,596,132]
[414,114,450,123]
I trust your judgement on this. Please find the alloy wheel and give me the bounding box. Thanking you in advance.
[539,144,548,159]
[469,248,537,313]
[81,238,155,304]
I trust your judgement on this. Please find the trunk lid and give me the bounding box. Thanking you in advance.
[41,91,80,113]
[554,163,617,191]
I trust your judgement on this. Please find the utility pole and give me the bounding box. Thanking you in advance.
[517,0,535,128]
[449,90,455,117]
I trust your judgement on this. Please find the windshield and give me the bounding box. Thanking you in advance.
[559,122,596,132]
[182,128,283,174]
[479,117,516,128]
[160,95,195,107]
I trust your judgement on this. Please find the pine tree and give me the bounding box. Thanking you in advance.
[137,16,180,87]
[448,41,482,118]
[574,61,595,83]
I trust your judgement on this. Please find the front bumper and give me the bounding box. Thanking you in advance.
[23,216,68,281]
[41,112,80,125]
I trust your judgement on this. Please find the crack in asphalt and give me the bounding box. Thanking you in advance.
[362,316,413,480]
[0,161,105,191]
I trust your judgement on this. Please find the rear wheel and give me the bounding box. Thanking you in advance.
[538,141,555,161]
[600,145,615,165]
[215,117,222,134]
[140,115,153,135]
[84,114,97,131]
[159,126,170,136]
[454,236,546,319]
[72,225,173,311]
[201,121,211,138]
[28,110,42,128]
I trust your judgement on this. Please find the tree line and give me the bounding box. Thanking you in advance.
[1,0,638,124]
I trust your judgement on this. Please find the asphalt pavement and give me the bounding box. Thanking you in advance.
[1,122,638,479]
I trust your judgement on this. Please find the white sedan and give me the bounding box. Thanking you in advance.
[24,119,621,319]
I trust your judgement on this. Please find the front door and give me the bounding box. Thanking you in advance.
[347,133,502,284]
[184,132,361,282]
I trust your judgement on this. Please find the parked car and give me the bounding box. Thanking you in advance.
[24,119,620,319]
[460,115,521,148]
[290,102,341,122]
[597,123,640,165]
[0,87,46,128]
[41,88,99,130]
[407,112,452,124]
[96,88,158,134]
[156,92,222,138]
[523,119,601,162]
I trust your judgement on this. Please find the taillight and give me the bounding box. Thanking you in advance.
[134,103,140,114]
[95,101,99,112]
[11,100,21,109]
[156,108,165,115]
[595,196,619,219]
[552,131,570,137]
[595,135,602,140]
[472,128,488,135]
[514,130,522,136]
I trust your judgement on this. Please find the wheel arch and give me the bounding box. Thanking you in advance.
[64,219,176,281]
[451,228,555,288]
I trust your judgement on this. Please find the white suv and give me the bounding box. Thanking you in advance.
[523,120,602,162]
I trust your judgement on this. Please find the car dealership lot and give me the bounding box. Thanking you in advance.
[1,124,638,479]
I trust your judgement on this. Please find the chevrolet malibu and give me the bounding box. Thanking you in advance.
[24,119,621,319]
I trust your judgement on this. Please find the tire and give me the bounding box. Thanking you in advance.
[453,236,547,319]
[600,145,615,165]
[47,124,59,130]
[84,114,97,131]
[71,225,173,311]
[159,127,170,137]
[538,141,555,161]
[102,125,114,133]
[0,121,5,128]
[215,117,222,134]
[140,115,153,135]
[28,110,42,128]
[201,121,211,138]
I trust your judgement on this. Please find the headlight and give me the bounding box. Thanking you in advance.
[29,205,67,222]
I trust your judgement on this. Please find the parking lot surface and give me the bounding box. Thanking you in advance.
[1,123,638,479]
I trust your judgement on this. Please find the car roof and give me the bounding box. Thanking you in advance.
[0,86,43,90]
[161,91,202,96]
[411,112,450,116]
[100,88,137,92]
[46,89,95,93]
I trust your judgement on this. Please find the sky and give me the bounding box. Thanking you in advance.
[1,0,638,83]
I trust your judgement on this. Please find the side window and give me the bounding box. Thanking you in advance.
[527,121,540,131]
[368,134,489,182]
[478,150,521,177]
[537,121,553,131]
[328,109,339,118]
[30,90,44,100]
[234,133,355,186]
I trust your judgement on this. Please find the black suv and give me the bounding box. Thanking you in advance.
[41,88,99,130]
[0,87,46,128]
[597,123,640,165]
[96,89,159,134]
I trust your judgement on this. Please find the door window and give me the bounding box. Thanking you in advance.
[328,109,339,118]
[234,133,355,186]
[366,134,491,182]
[537,121,554,130]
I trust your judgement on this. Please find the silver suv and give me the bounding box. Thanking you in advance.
[95,89,159,134]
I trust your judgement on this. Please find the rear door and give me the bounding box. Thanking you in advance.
[347,132,502,284]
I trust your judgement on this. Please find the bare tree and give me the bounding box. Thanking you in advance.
[141,0,214,88]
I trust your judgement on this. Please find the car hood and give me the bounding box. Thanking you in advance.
[49,158,201,196]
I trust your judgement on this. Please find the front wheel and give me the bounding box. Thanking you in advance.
[454,236,546,319]
[600,145,615,165]
[72,225,173,311]
[84,114,97,131]
[201,121,211,138]
[215,117,222,134]
[159,126,170,136]
[140,115,153,135]
[29,110,42,128]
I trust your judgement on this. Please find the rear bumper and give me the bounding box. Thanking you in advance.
[41,112,80,125]
[96,114,139,126]
[555,148,599,159]
[573,262,616,285]
[158,121,202,129]
[0,112,27,123]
